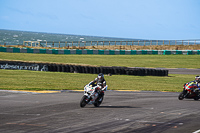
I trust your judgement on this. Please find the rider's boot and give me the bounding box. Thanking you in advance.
[99,91,104,98]
[195,90,199,97]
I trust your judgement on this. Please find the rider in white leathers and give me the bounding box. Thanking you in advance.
[89,73,107,98]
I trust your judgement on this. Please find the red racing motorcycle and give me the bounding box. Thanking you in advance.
[178,84,200,100]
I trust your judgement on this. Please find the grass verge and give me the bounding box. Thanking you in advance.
[0,52,200,68]
[0,69,194,92]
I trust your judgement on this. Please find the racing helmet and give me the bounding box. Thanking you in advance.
[97,73,104,82]
[195,76,200,83]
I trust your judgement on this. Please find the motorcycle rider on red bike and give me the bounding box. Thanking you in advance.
[184,76,200,96]
[89,73,107,98]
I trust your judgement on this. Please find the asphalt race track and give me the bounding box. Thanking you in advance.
[166,68,200,75]
[1,90,200,133]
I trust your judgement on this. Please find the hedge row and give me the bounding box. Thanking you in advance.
[47,64,168,76]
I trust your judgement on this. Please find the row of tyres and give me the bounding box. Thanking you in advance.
[47,64,168,76]
[0,60,168,76]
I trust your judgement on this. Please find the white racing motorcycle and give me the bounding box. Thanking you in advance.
[80,83,108,108]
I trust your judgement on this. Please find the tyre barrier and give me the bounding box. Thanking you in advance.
[0,60,168,76]
[45,64,168,76]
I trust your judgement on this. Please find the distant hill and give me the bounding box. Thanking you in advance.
[0,29,138,45]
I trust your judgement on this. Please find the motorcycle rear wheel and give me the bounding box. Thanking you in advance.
[178,92,184,100]
[194,97,199,101]
[94,96,104,107]
[80,95,87,107]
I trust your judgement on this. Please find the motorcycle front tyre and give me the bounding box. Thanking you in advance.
[94,96,104,107]
[178,92,184,100]
[80,95,87,107]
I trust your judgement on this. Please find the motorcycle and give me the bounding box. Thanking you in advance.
[80,83,108,107]
[178,84,200,100]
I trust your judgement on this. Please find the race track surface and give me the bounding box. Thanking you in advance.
[166,68,200,75]
[1,90,200,133]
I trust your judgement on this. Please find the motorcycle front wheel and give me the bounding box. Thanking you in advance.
[178,92,184,100]
[80,95,87,107]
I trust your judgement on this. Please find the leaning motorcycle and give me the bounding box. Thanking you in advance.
[178,84,200,100]
[80,83,107,107]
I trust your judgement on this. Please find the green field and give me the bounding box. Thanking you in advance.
[0,52,199,92]
[0,52,200,68]
[0,69,194,92]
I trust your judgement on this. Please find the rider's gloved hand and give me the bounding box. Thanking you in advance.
[102,86,106,91]
[99,86,102,90]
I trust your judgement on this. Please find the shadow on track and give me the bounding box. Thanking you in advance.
[98,106,140,108]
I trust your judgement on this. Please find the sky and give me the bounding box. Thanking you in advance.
[0,0,200,40]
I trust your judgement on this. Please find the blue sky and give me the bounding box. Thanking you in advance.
[0,0,200,40]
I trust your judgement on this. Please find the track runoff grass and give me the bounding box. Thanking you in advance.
[0,69,195,92]
[0,52,199,92]
[0,52,200,68]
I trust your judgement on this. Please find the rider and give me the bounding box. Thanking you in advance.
[89,73,107,96]
[185,76,200,95]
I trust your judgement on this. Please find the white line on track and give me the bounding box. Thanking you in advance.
[193,129,200,133]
